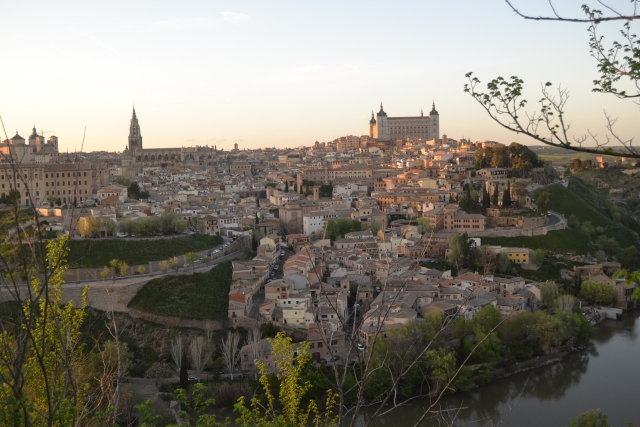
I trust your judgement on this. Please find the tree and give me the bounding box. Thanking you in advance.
[364,220,381,235]
[580,280,616,305]
[502,181,511,207]
[109,258,121,279]
[170,335,184,375]
[185,252,198,272]
[554,294,580,313]
[137,265,146,275]
[221,331,241,381]
[496,251,511,274]
[447,234,467,271]
[612,269,640,300]
[100,266,111,280]
[565,409,611,427]
[251,232,258,251]
[465,3,640,159]
[540,281,560,305]
[260,322,282,339]
[534,189,551,213]
[191,216,205,233]
[235,332,338,427]
[159,259,170,273]
[447,233,479,271]
[491,183,499,206]
[482,183,490,209]
[169,256,180,273]
[78,216,103,237]
[533,249,545,266]
[285,181,289,192]
[417,217,431,233]
[0,237,116,425]
[245,328,264,379]
[189,335,214,380]
[119,261,129,278]
[480,245,497,276]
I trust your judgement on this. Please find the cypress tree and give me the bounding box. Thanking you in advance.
[502,182,511,208]
[482,184,489,208]
[491,183,499,206]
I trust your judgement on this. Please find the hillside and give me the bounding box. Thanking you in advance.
[127,261,233,319]
[484,178,639,255]
[67,234,223,268]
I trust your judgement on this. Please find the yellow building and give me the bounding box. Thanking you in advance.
[506,248,531,264]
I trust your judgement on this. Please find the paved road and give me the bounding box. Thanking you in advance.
[546,211,563,227]
[0,250,244,293]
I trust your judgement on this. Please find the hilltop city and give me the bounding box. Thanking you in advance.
[1,101,637,421]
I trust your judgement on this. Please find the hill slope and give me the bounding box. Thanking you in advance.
[484,178,639,254]
[128,261,233,319]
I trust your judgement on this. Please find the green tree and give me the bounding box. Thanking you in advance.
[502,181,511,207]
[417,217,431,233]
[533,249,545,266]
[168,256,181,273]
[260,322,282,339]
[119,261,129,278]
[0,237,117,425]
[565,409,611,427]
[580,280,616,305]
[185,252,198,272]
[482,183,490,209]
[540,281,560,305]
[235,332,338,427]
[533,189,551,213]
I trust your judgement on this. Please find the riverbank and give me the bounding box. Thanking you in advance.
[364,311,640,427]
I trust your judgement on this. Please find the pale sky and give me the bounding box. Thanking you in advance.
[1,0,637,152]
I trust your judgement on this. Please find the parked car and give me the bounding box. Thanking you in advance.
[188,376,199,382]
[357,344,365,351]
[332,355,340,361]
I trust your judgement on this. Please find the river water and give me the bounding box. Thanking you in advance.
[358,310,640,427]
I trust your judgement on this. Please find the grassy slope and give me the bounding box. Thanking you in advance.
[484,179,638,254]
[67,234,223,268]
[127,261,233,319]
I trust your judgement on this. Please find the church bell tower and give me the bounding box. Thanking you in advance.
[128,107,142,151]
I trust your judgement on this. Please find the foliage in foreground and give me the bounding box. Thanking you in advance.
[136,333,338,427]
[0,237,123,425]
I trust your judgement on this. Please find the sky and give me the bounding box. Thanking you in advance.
[1,0,638,152]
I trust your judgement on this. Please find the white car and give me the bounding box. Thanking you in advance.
[357,344,365,351]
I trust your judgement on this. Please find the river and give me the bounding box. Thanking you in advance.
[357,310,640,427]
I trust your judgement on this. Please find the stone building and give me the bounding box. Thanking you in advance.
[124,108,218,167]
[369,102,440,141]
[0,162,109,207]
